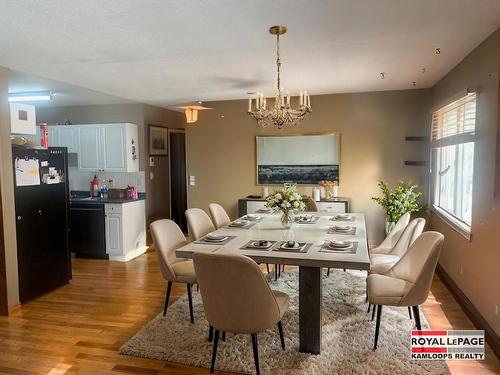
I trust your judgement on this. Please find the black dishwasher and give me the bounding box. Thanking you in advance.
[69,202,108,259]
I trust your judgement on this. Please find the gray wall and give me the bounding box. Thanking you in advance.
[430,28,500,336]
[186,89,431,244]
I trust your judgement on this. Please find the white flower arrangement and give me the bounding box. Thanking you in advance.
[266,186,306,226]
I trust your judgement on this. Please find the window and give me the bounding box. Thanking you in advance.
[431,92,477,237]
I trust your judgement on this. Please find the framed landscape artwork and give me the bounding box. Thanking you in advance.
[256,134,340,185]
[149,125,168,156]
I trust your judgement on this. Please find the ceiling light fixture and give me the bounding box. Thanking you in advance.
[248,25,311,129]
[178,105,212,124]
[8,90,53,102]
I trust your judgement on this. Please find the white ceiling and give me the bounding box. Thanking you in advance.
[0,0,499,108]
[8,71,132,107]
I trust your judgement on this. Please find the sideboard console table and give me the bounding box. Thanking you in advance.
[238,197,350,217]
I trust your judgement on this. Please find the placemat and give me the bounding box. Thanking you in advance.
[240,240,277,251]
[225,221,257,230]
[319,241,358,254]
[272,242,312,253]
[294,216,320,224]
[194,235,237,245]
[327,227,357,235]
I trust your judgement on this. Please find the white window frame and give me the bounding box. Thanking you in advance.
[429,91,477,240]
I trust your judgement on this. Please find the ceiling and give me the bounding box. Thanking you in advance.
[8,71,132,107]
[0,0,499,108]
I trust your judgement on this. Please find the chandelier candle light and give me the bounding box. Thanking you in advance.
[248,25,311,129]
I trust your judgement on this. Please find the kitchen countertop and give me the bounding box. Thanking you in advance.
[70,192,146,205]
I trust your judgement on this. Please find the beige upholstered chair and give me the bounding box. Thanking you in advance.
[369,218,425,275]
[208,203,231,229]
[370,212,411,254]
[193,252,289,375]
[150,219,197,323]
[367,231,444,349]
[185,208,215,240]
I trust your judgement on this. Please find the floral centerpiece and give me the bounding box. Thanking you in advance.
[265,185,306,227]
[371,180,422,234]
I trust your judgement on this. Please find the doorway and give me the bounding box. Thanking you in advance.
[169,129,188,233]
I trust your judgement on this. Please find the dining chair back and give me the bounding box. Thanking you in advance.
[185,208,215,240]
[150,219,187,281]
[377,212,411,249]
[208,203,231,228]
[150,219,197,322]
[390,218,425,257]
[193,252,289,375]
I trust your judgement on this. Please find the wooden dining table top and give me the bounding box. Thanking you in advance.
[176,212,370,270]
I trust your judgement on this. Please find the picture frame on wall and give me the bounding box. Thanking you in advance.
[149,125,168,156]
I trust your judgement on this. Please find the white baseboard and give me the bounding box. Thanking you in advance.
[108,246,148,262]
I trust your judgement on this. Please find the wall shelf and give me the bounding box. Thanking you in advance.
[405,136,429,142]
[404,161,429,166]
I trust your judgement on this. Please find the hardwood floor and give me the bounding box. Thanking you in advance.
[0,250,498,375]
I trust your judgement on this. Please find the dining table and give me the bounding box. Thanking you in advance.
[176,211,371,355]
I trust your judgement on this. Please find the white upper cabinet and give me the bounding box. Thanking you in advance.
[101,126,126,171]
[78,126,102,170]
[48,123,139,172]
[58,126,79,153]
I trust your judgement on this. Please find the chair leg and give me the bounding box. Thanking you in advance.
[251,333,260,375]
[210,330,220,373]
[187,283,194,324]
[277,321,285,350]
[408,306,413,320]
[196,283,199,292]
[222,331,226,341]
[274,264,278,281]
[208,326,213,342]
[365,293,368,303]
[373,305,382,350]
[367,303,371,313]
[327,268,330,276]
[278,264,281,277]
[371,303,376,321]
[412,305,422,330]
[163,281,172,316]
[266,264,270,274]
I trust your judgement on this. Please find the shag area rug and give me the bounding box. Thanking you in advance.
[120,269,449,375]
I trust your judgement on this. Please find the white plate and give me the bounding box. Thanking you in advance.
[327,243,353,251]
[334,225,352,231]
[205,234,227,241]
[328,240,352,248]
[245,215,262,221]
[335,214,351,220]
[230,220,249,227]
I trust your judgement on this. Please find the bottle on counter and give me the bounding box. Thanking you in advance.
[90,175,99,197]
[100,181,108,199]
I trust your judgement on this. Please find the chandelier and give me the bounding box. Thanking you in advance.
[247,25,311,129]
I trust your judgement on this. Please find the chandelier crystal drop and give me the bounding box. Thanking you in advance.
[247,26,311,129]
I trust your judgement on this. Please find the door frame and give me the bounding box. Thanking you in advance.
[168,128,189,219]
[0,173,8,315]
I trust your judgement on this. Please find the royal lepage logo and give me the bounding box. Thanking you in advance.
[411,330,484,360]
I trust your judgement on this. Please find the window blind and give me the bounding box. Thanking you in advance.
[431,93,477,147]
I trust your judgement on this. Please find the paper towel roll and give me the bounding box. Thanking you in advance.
[313,188,321,201]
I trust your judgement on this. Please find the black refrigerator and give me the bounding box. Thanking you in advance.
[12,146,71,303]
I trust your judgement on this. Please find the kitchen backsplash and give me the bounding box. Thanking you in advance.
[68,168,146,193]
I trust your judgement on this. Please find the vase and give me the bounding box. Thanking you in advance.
[280,210,294,228]
[385,220,396,235]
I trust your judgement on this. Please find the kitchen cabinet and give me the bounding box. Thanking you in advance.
[104,201,146,261]
[48,123,139,172]
[78,126,102,170]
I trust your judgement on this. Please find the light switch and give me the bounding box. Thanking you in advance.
[189,175,196,186]
[149,157,155,167]
[150,171,154,180]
